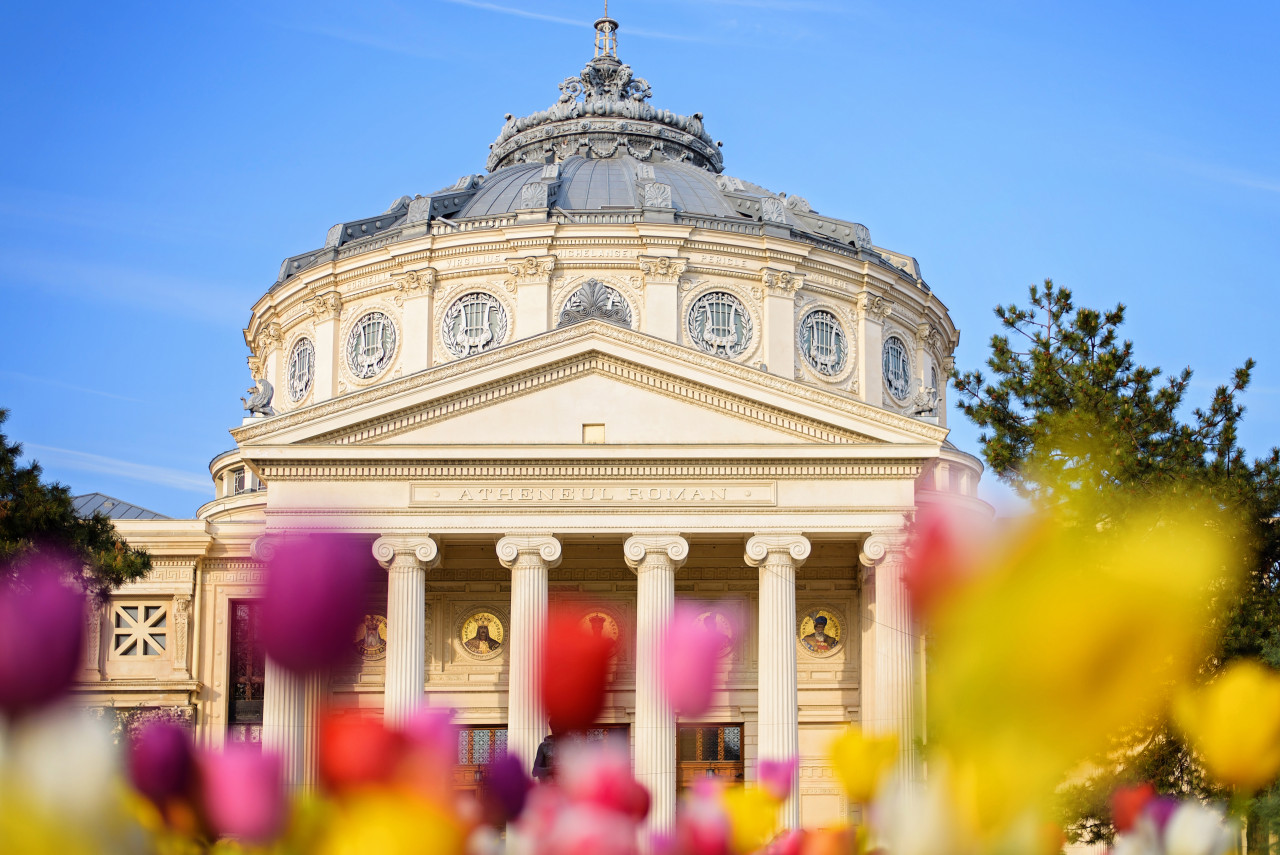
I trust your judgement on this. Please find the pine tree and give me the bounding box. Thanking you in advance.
[952,280,1280,845]
[0,408,151,595]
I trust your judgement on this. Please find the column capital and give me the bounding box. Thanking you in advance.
[496,535,562,570]
[858,532,905,567]
[623,534,689,572]
[372,536,440,570]
[745,533,811,567]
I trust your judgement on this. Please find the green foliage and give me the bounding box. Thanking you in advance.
[953,281,1280,844]
[0,408,151,595]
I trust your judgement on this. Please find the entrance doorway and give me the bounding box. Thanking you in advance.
[677,724,744,791]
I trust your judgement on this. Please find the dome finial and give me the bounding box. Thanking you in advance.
[594,3,618,59]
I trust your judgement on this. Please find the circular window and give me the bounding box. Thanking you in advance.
[882,335,912,401]
[687,291,753,357]
[286,338,315,402]
[798,310,849,376]
[346,311,397,379]
[442,292,509,358]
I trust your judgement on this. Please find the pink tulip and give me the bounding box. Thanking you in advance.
[259,534,375,674]
[199,746,287,844]
[545,803,642,855]
[675,778,731,855]
[0,566,85,718]
[757,756,799,801]
[661,604,734,718]
[558,739,650,822]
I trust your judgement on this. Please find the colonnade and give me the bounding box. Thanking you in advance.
[259,530,916,834]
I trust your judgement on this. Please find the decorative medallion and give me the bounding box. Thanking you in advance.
[687,291,753,358]
[353,614,388,661]
[693,608,736,658]
[579,609,621,645]
[346,311,397,379]
[459,610,505,659]
[286,337,315,402]
[442,292,509,358]
[882,334,912,401]
[558,280,632,329]
[797,607,843,658]
[797,309,849,377]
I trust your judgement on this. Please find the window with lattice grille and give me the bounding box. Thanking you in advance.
[112,604,168,657]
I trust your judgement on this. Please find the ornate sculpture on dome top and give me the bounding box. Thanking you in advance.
[241,378,277,418]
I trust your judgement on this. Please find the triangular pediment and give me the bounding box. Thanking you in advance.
[231,321,948,450]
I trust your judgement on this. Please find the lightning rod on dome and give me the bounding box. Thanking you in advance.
[595,1,618,59]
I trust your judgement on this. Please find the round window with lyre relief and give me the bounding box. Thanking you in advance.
[798,309,849,376]
[882,334,912,401]
[797,607,843,658]
[287,337,315,402]
[346,311,397,379]
[459,610,506,659]
[687,291,753,358]
[353,614,387,661]
[442,292,509,358]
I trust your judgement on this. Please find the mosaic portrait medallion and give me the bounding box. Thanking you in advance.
[353,614,388,661]
[797,607,843,658]
[459,610,506,659]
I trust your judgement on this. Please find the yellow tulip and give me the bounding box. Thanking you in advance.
[829,729,897,804]
[314,791,467,855]
[1174,659,1280,793]
[721,785,780,855]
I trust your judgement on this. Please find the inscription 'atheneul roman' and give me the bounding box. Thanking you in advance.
[457,486,728,502]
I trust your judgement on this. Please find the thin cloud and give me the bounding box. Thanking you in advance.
[23,444,210,494]
[435,0,704,42]
[280,21,442,59]
[0,371,145,404]
[1153,154,1280,195]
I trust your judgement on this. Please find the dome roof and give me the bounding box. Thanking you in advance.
[270,16,916,290]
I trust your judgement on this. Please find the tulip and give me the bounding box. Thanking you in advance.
[1173,659,1280,793]
[315,791,468,855]
[477,753,533,827]
[1111,782,1156,833]
[675,778,732,855]
[399,706,458,803]
[756,756,798,802]
[199,745,287,844]
[541,611,613,732]
[721,785,779,855]
[558,738,650,822]
[661,604,734,718]
[128,720,196,811]
[829,729,897,804]
[0,568,85,718]
[903,508,985,621]
[319,711,404,794]
[1162,801,1235,855]
[260,534,374,674]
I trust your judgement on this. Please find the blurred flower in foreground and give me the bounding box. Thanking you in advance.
[128,720,196,827]
[557,738,650,822]
[516,742,649,855]
[477,752,532,828]
[903,506,991,622]
[1112,800,1235,855]
[1110,782,1157,833]
[0,566,85,718]
[260,534,374,674]
[721,785,780,855]
[1173,658,1280,793]
[541,609,613,732]
[661,604,736,718]
[829,728,896,804]
[926,496,1239,825]
[316,791,467,855]
[756,756,798,801]
[199,744,287,844]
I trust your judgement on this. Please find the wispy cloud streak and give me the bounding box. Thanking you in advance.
[23,444,210,493]
[1,371,145,404]
[1153,154,1280,194]
[435,0,704,41]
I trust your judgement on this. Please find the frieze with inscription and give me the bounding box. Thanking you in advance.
[410,481,775,507]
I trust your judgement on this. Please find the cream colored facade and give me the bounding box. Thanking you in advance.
[76,16,987,833]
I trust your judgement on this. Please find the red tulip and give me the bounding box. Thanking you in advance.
[259,534,375,674]
[199,746,287,844]
[540,610,612,733]
[0,566,85,718]
[903,509,984,621]
[318,711,404,793]
[1111,782,1156,833]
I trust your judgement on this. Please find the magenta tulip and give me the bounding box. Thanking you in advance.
[0,567,85,718]
[259,534,374,674]
[129,721,196,808]
[757,756,799,801]
[199,746,287,844]
[660,604,733,718]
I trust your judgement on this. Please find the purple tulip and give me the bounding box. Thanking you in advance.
[0,567,85,718]
[199,746,287,844]
[129,721,196,808]
[479,752,534,826]
[259,534,373,674]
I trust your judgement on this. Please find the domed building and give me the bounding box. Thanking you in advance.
[83,15,985,832]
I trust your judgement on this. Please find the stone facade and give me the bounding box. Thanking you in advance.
[78,14,988,835]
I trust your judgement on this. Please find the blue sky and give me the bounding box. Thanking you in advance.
[1,1,1276,517]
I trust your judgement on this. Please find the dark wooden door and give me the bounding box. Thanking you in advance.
[677,724,744,791]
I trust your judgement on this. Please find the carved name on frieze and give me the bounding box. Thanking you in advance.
[693,253,752,270]
[409,481,776,507]
[441,254,507,270]
[558,248,638,260]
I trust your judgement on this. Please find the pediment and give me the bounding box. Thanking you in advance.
[231,321,948,450]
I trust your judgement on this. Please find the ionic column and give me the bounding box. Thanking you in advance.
[859,534,916,779]
[624,534,689,837]
[497,535,562,773]
[262,662,325,790]
[372,536,440,726]
[746,533,810,830]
